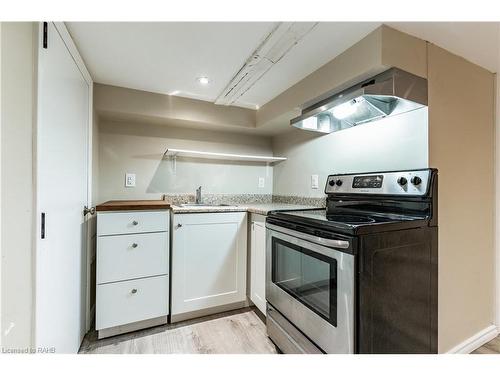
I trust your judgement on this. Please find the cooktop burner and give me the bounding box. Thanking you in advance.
[326,214,376,224]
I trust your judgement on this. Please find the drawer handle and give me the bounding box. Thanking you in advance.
[132,220,139,226]
[131,288,138,294]
[131,243,138,248]
[176,223,183,229]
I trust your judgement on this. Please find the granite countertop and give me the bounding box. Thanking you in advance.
[244,203,320,215]
[170,205,247,214]
[171,203,320,215]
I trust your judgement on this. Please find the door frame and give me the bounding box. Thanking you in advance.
[33,21,94,347]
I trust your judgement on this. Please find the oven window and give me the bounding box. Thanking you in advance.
[272,238,337,326]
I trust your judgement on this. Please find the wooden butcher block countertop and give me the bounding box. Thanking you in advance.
[96,200,171,212]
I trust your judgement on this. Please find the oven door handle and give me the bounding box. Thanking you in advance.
[266,223,350,249]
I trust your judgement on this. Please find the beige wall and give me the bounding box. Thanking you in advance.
[380,25,427,79]
[428,44,496,352]
[493,24,500,333]
[98,119,274,203]
[0,22,35,350]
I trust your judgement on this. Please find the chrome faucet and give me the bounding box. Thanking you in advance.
[195,186,202,204]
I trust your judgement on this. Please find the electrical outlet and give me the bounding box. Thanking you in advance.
[311,174,319,189]
[258,177,265,188]
[125,173,136,188]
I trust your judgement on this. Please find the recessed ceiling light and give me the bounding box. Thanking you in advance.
[197,76,210,85]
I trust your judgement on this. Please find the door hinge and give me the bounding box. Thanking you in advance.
[43,22,48,49]
[83,206,96,216]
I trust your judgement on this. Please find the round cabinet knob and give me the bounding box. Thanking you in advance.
[131,243,138,248]
[131,288,137,294]
[132,220,139,226]
[411,176,422,186]
[328,179,335,186]
[336,179,343,187]
[397,177,408,186]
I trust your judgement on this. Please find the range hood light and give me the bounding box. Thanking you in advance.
[330,98,360,120]
[301,117,318,130]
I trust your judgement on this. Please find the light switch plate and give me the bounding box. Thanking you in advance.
[258,177,265,188]
[311,174,319,189]
[125,173,136,188]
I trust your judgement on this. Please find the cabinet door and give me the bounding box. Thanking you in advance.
[172,212,247,316]
[250,221,267,315]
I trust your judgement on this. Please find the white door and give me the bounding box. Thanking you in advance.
[250,220,266,314]
[35,23,90,353]
[171,212,247,317]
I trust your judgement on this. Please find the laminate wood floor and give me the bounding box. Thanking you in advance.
[472,335,500,354]
[80,307,500,354]
[79,307,277,354]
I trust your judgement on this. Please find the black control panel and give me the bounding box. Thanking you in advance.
[352,175,383,189]
[326,169,431,196]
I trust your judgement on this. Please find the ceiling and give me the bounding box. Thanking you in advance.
[66,22,380,109]
[67,22,500,111]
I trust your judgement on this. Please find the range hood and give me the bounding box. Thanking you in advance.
[290,68,428,134]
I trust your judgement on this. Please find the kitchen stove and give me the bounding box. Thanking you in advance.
[265,168,438,354]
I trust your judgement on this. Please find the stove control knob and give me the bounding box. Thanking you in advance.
[328,179,335,186]
[336,179,343,186]
[411,176,422,186]
[397,177,408,186]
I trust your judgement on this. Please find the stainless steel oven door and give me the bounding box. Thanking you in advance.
[266,223,355,353]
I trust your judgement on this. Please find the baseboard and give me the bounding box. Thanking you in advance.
[171,300,249,323]
[446,325,499,353]
[98,315,168,339]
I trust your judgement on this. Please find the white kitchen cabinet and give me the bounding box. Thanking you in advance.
[97,210,168,236]
[97,231,168,284]
[96,274,169,330]
[171,212,247,321]
[96,208,169,338]
[250,214,267,315]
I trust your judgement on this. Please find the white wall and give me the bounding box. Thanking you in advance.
[98,120,274,202]
[272,107,428,197]
[0,22,35,350]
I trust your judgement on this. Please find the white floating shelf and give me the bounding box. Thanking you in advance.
[163,148,287,164]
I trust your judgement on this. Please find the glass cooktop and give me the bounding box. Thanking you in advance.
[269,209,427,235]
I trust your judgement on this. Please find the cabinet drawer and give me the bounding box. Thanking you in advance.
[97,211,169,236]
[96,275,169,330]
[97,232,168,284]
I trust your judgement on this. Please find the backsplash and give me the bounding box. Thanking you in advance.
[162,193,272,205]
[272,195,326,207]
[161,193,326,207]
